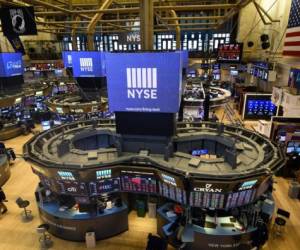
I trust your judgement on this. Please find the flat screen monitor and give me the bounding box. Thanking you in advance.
[41,121,51,131]
[280,136,286,142]
[230,70,239,76]
[217,43,243,63]
[243,94,277,120]
[214,74,221,80]
[54,120,62,125]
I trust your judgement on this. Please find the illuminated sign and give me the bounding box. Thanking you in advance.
[62,51,73,68]
[106,52,182,113]
[176,50,189,69]
[161,173,177,187]
[0,52,23,76]
[126,67,157,100]
[119,32,141,44]
[191,149,208,156]
[57,171,75,181]
[239,180,258,191]
[72,51,105,77]
[193,184,223,193]
[79,58,93,72]
[96,169,112,179]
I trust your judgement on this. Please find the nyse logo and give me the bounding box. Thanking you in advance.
[193,184,223,193]
[127,33,140,43]
[7,60,22,70]
[67,55,72,65]
[80,58,93,72]
[126,68,157,99]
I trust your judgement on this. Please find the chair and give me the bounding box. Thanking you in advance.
[146,233,168,250]
[273,208,290,236]
[37,224,53,249]
[16,197,33,222]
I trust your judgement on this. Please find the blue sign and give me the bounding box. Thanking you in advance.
[191,149,208,156]
[0,52,23,77]
[62,51,73,68]
[72,51,106,77]
[177,50,189,69]
[106,52,182,113]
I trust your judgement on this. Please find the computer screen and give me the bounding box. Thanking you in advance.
[41,121,51,131]
[230,70,239,76]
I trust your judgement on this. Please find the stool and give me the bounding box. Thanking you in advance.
[146,233,168,250]
[273,208,290,237]
[273,217,286,236]
[15,197,33,222]
[37,224,53,249]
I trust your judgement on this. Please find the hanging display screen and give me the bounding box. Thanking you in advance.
[62,51,73,68]
[106,52,182,113]
[72,51,106,77]
[0,52,23,77]
[217,43,243,63]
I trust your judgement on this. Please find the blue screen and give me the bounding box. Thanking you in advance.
[245,97,277,120]
[106,52,182,113]
[177,50,188,69]
[62,51,73,68]
[72,51,106,77]
[191,149,208,156]
[0,53,23,77]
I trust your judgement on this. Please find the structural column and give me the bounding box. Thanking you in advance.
[140,0,154,50]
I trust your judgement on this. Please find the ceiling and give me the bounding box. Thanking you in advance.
[0,0,252,35]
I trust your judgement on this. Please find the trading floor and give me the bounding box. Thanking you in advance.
[0,119,299,250]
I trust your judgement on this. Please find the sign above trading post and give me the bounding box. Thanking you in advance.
[0,52,23,77]
[72,51,106,77]
[106,52,182,113]
[62,51,73,68]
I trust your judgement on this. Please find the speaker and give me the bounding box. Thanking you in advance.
[260,34,269,42]
[247,41,254,48]
[262,42,270,50]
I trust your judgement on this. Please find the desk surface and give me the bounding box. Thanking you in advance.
[158,201,274,236]
[38,200,127,220]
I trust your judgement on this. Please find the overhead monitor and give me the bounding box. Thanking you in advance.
[106,52,182,113]
[72,51,106,77]
[217,43,243,63]
[0,52,23,77]
[177,50,189,69]
[62,51,73,68]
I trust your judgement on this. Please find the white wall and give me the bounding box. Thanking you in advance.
[237,0,292,61]
[237,0,300,87]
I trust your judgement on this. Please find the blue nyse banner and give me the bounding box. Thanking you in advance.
[106,52,182,113]
[72,51,105,77]
[0,52,23,77]
[62,51,73,68]
[177,50,189,69]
